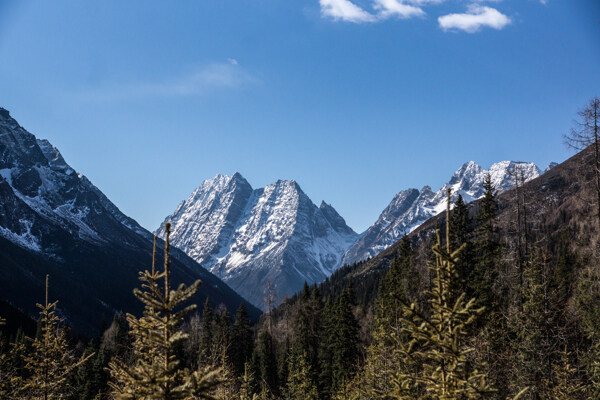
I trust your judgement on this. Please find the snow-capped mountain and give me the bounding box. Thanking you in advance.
[341,160,544,266]
[0,108,259,333]
[0,108,147,251]
[156,174,359,308]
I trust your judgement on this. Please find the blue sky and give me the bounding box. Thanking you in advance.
[0,0,599,233]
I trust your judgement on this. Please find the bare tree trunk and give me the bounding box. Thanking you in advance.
[594,102,600,228]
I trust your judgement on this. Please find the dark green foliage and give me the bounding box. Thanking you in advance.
[284,351,319,400]
[330,286,360,393]
[509,251,562,399]
[472,174,500,311]
[229,303,254,376]
[200,298,214,367]
[254,329,279,396]
[356,240,416,399]
[75,340,107,400]
[551,230,576,308]
[291,282,323,392]
[449,194,474,296]
[318,296,335,398]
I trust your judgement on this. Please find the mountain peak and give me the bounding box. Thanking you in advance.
[231,171,246,181]
[0,107,10,119]
[274,178,297,185]
[157,175,358,308]
[545,162,558,172]
[421,185,434,194]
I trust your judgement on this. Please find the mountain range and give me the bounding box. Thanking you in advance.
[157,159,551,308]
[0,108,260,334]
[341,160,547,266]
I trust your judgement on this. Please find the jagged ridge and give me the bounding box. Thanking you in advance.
[341,160,546,266]
[156,174,359,308]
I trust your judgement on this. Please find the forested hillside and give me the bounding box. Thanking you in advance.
[255,137,600,399]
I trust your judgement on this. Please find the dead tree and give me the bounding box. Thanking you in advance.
[564,96,600,227]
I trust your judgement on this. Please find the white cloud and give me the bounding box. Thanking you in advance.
[438,5,511,33]
[374,0,425,19]
[75,61,256,102]
[319,0,376,23]
[138,62,257,96]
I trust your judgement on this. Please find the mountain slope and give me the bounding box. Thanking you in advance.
[156,175,359,308]
[312,147,589,310]
[0,108,260,334]
[342,160,542,266]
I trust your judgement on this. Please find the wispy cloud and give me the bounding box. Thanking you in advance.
[319,0,377,23]
[374,0,425,19]
[438,5,511,33]
[74,60,257,102]
[135,61,256,96]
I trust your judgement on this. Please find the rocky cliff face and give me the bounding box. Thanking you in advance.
[157,174,359,308]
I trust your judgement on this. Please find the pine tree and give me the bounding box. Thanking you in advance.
[510,250,561,399]
[238,363,258,400]
[75,340,105,400]
[0,330,26,399]
[358,238,416,399]
[108,227,222,399]
[551,230,576,309]
[472,173,500,310]
[357,318,401,400]
[210,307,230,372]
[392,189,494,399]
[22,275,93,399]
[283,351,319,400]
[229,304,254,377]
[586,342,600,398]
[199,298,214,367]
[544,346,585,400]
[291,282,322,391]
[318,296,335,398]
[213,346,236,400]
[330,285,359,394]
[254,329,278,396]
[449,194,474,297]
